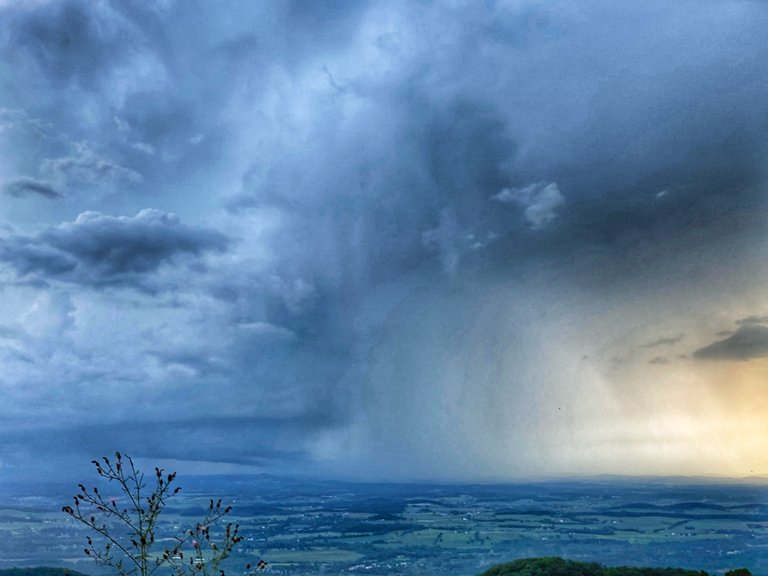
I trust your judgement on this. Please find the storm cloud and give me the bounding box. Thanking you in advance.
[694,325,768,361]
[642,335,684,349]
[1,0,768,481]
[0,209,228,288]
[2,177,62,199]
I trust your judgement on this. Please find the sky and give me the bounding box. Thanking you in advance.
[2,0,768,483]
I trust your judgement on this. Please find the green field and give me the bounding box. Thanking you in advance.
[1,478,767,576]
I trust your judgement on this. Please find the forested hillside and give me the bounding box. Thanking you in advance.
[481,557,740,576]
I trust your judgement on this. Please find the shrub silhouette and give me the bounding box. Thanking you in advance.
[62,452,266,576]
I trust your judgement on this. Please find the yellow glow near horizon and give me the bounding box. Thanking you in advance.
[559,357,768,477]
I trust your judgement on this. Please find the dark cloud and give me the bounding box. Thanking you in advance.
[0,432,303,484]
[0,416,332,470]
[648,356,669,365]
[227,96,523,286]
[2,0,768,480]
[694,325,768,361]
[0,209,228,288]
[642,335,684,348]
[736,315,768,326]
[2,177,62,199]
[2,0,141,89]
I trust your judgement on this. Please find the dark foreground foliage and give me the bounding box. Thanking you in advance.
[480,557,750,576]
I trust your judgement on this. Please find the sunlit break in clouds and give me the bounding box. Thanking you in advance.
[1,0,768,482]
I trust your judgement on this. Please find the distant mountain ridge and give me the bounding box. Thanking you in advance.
[0,569,89,576]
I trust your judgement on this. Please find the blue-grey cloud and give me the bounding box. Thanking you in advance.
[2,0,145,90]
[492,182,565,229]
[0,415,334,470]
[2,177,62,199]
[736,315,768,326]
[642,335,684,349]
[41,143,144,186]
[694,325,768,361]
[0,209,228,288]
[1,0,768,481]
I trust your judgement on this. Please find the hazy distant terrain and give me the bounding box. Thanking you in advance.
[1,477,767,576]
